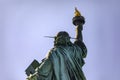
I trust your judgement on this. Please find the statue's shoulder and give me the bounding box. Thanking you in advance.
[50,47,57,52]
[46,47,57,58]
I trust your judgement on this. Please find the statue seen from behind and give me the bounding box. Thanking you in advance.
[26,8,87,80]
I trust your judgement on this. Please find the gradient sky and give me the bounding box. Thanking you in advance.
[0,0,120,80]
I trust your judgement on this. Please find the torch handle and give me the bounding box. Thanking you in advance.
[76,24,83,41]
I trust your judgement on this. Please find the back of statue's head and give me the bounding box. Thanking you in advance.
[54,31,72,46]
[56,31,70,38]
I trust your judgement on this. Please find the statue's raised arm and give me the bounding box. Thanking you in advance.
[73,8,87,58]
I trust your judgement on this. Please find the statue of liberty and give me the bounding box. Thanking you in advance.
[26,8,87,80]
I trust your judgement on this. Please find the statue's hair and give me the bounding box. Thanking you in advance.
[54,31,73,46]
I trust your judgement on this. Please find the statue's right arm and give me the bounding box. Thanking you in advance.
[74,25,87,58]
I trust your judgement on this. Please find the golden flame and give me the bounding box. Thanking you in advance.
[74,7,81,17]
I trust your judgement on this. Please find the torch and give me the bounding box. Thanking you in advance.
[72,7,85,41]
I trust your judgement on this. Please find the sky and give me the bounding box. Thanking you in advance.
[0,0,120,80]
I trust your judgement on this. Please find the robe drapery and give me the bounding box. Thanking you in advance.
[27,44,87,80]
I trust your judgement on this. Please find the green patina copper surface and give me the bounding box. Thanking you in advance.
[26,8,87,80]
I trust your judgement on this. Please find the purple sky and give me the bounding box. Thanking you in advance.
[0,0,120,80]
